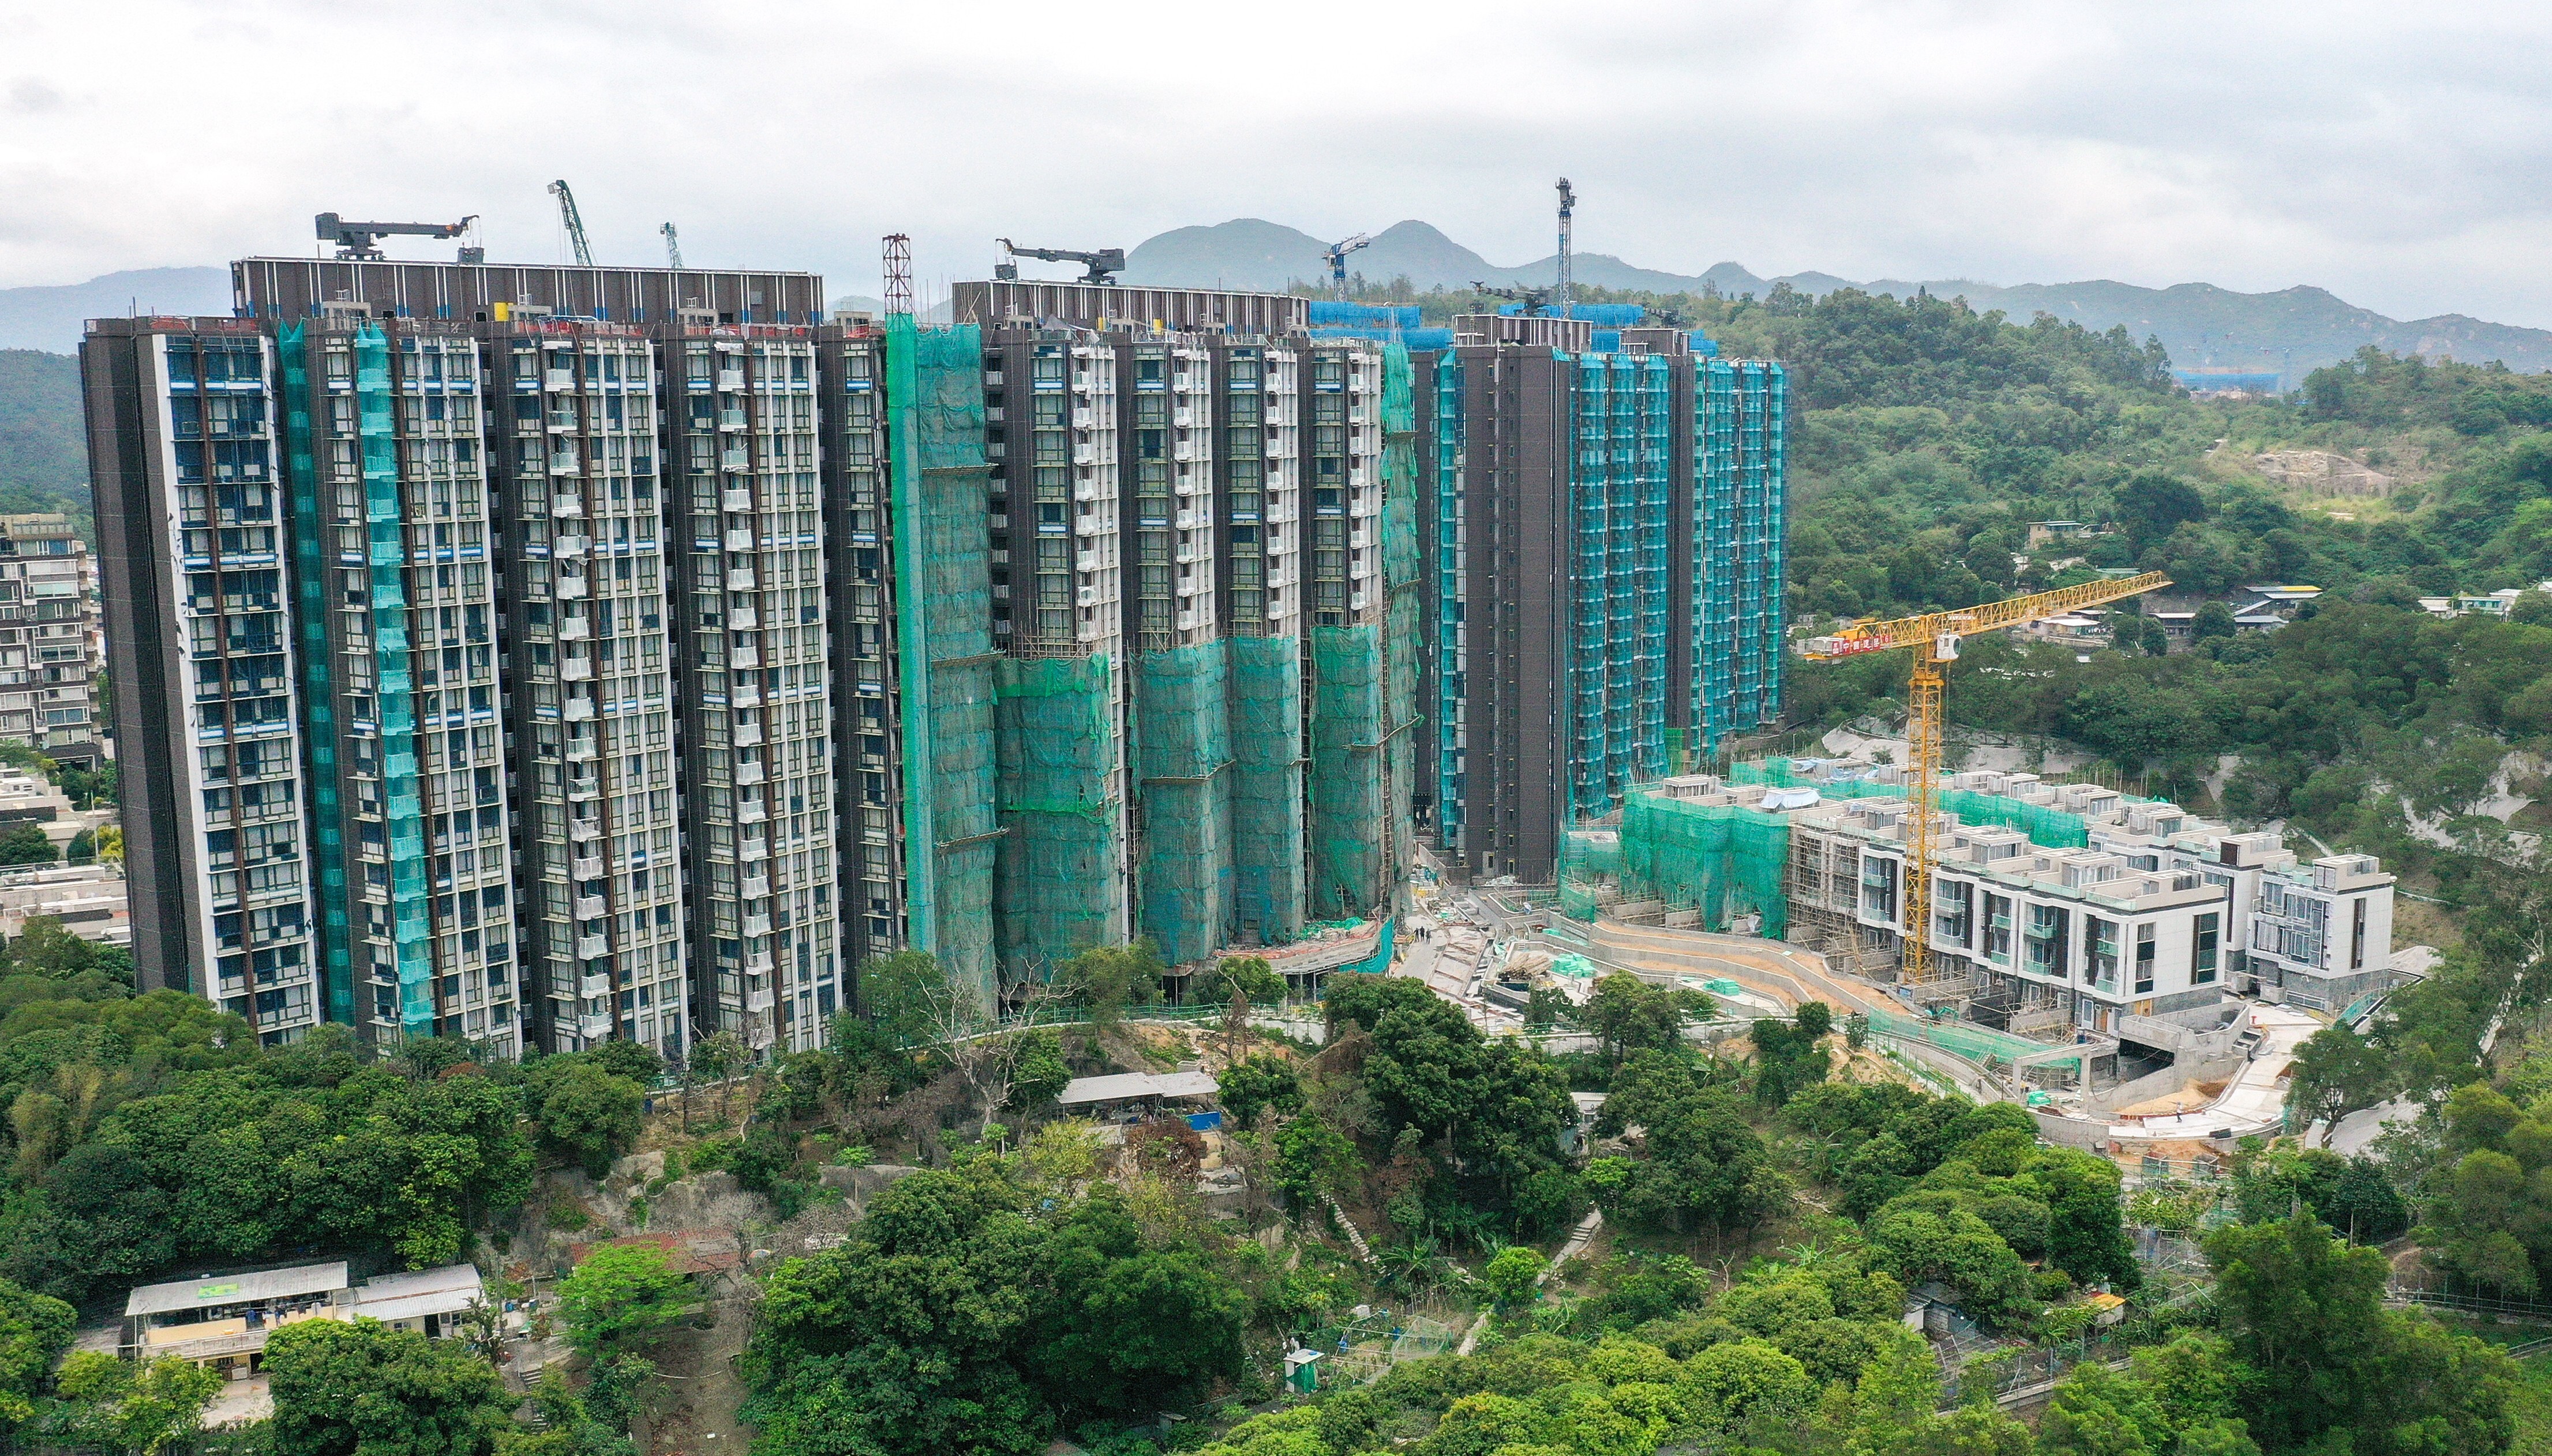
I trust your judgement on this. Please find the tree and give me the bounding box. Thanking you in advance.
[0,825,58,867]
[1215,1054,1303,1128]
[1058,941,1163,1029]
[533,1064,645,1177]
[2286,1026,2392,1143]
[2115,471,2207,549]
[0,1278,72,1428]
[1272,1113,1357,1204]
[1028,1193,1248,1414]
[2193,601,2237,641]
[688,1031,747,1125]
[850,949,950,1052]
[1578,973,1711,1064]
[44,1352,222,1456]
[557,1242,694,1357]
[266,1319,514,1456]
[1001,1029,1071,1113]
[1195,955,1283,1008]
[1481,1245,1548,1308]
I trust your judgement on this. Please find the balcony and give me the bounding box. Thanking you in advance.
[553,534,589,557]
[733,722,763,746]
[569,817,602,842]
[579,973,611,998]
[739,836,768,861]
[560,658,593,681]
[737,801,767,824]
[732,685,762,708]
[723,489,754,511]
[745,951,774,975]
[554,576,588,600]
[742,875,771,898]
[730,646,760,669]
[576,895,605,919]
[728,607,758,630]
[735,760,765,785]
[567,780,599,803]
[718,409,748,433]
[717,369,745,392]
[719,449,751,472]
[743,914,772,937]
[724,529,754,553]
[576,934,608,959]
[549,452,582,476]
[563,698,595,721]
[745,988,776,1013]
[552,493,584,517]
[565,739,597,761]
[557,616,589,641]
[573,856,604,879]
[577,1012,612,1039]
[725,568,756,592]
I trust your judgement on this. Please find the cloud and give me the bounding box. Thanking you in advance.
[6,0,2551,328]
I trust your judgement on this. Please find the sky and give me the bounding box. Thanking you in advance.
[7,0,2552,327]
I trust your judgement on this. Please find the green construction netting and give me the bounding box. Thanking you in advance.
[889,319,1000,998]
[1558,791,1787,937]
[996,654,1121,977]
[1726,762,2090,849]
[1136,641,1234,966]
[1380,344,1421,921]
[278,325,353,1026]
[1310,624,1386,919]
[356,324,433,1033]
[1868,1007,2090,1070]
[1228,635,1305,945]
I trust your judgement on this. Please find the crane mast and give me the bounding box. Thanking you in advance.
[1555,178,1576,318]
[548,179,594,267]
[1801,572,2171,984]
[661,222,684,270]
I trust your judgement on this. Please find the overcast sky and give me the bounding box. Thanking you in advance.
[8,0,2551,327]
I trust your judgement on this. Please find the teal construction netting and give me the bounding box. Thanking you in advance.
[1228,633,1305,946]
[278,325,353,1026]
[1380,344,1421,919]
[356,324,432,1033]
[1310,624,1386,918]
[889,318,1000,997]
[1558,791,1786,936]
[996,654,1122,977]
[1727,762,2090,850]
[1136,641,1234,966]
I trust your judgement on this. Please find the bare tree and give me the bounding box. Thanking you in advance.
[920,972,1063,1130]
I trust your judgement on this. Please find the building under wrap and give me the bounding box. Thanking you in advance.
[1416,313,1786,885]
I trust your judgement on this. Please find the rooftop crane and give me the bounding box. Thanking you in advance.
[1554,177,1577,318]
[548,179,594,267]
[316,212,478,261]
[993,238,1125,285]
[1324,232,1373,302]
[1470,279,1557,314]
[661,222,684,270]
[1799,571,2172,984]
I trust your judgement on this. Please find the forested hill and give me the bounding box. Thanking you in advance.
[1123,217,2552,374]
[0,351,93,539]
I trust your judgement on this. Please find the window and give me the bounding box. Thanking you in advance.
[2134,924,2156,994]
[2193,912,2220,983]
[2025,903,2070,977]
[1983,894,2013,966]
[2088,916,2119,989]
[1937,880,1972,947]
[2351,898,2367,970]
[1860,855,1897,922]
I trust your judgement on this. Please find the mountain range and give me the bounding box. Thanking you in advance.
[1126,219,2552,377]
[7,223,2551,379]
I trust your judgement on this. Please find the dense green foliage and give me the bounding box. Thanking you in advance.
[0,351,93,540]
[266,1319,516,1456]
[745,1157,1251,1456]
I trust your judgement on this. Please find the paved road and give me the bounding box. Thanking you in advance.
[2321,1095,2423,1155]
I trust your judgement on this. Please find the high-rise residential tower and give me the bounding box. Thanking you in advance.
[1418,313,1786,885]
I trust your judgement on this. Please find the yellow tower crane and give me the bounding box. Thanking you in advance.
[1799,571,2171,983]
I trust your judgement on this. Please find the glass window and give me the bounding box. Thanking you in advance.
[2134,924,2156,994]
[1983,893,2013,966]
[2193,913,2220,983]
[1936,880,1972,947]
[2087,916,2119,989]
[2025,903,2070,977]
[1860,855,1897,922]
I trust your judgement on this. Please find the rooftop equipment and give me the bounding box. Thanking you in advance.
[314,212,477,262]
[1324,232,1373,301]
[994,238,1126,285]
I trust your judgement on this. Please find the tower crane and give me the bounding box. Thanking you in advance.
[661,222,684,270]
[1799,571,2171,984]
[1554,177,1577,318]
[316,212,477,261]
[1324,232,1373,301]
[548,179,594,267]
[1470,279,1556,314]
[993,238,1125,285]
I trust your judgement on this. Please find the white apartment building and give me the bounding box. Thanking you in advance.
[0,515,103,764]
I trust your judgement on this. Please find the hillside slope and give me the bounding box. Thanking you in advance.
[0,351,93,534]
[0,267,230,352]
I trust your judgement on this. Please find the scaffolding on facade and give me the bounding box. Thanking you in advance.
[888,318,1002,999]
[1380,344,1423,918]
[1135,641,1234,966]
[1557,791,1787,937]
[1309,625,1386,918]
[995,653,1121,978]
[1695,360,1787,759]
[1228,634,1305,947]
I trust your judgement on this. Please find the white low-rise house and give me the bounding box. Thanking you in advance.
[1759,767,2396,1024]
